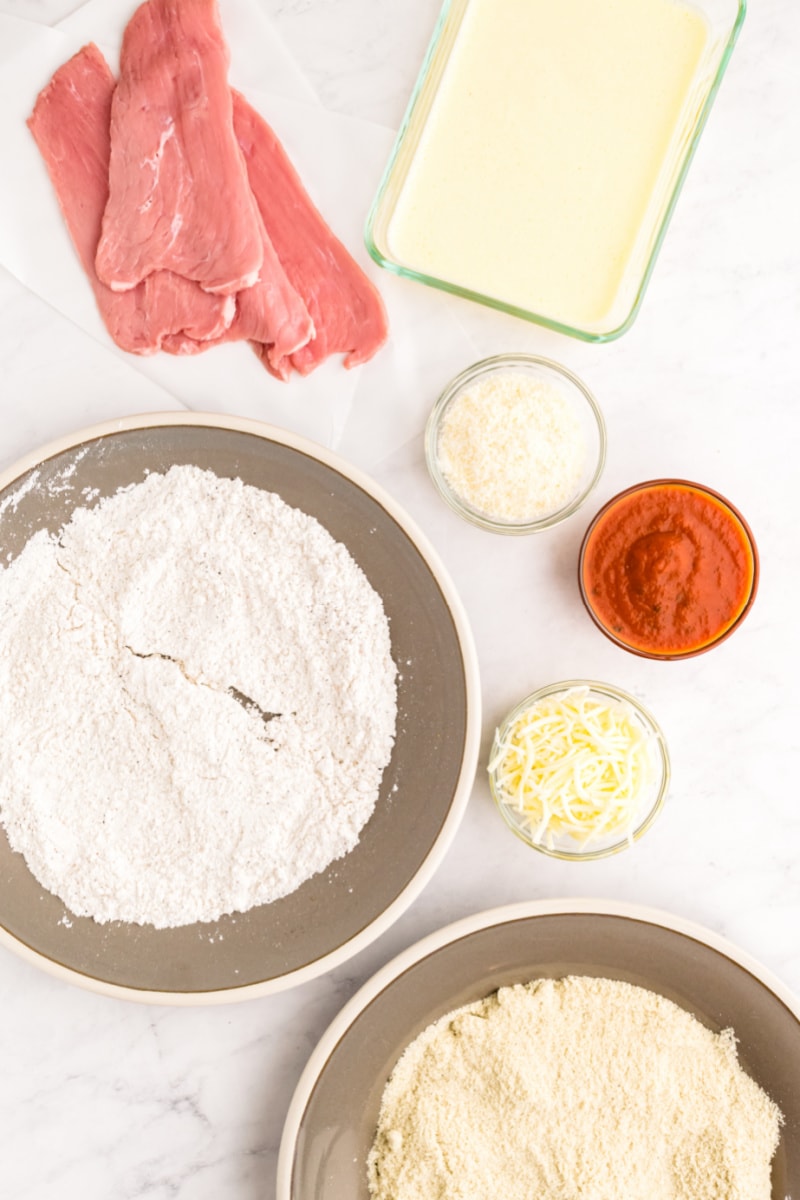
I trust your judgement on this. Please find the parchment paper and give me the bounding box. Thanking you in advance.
[0,1,477,463]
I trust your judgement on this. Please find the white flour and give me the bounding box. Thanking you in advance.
[368,976,782,1200]
[0,465,397,927]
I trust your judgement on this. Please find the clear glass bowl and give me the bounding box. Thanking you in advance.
[425,354,606,534]
[365,0,746,342]
[488,680,671,861]
[578,479,759,660]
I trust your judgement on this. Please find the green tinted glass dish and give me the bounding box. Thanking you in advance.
[365,0,746,342]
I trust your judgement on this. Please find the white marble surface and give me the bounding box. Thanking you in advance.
[0,0,799,1196]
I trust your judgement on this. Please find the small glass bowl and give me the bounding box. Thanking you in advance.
[488,680,670,861]
[578,479,759,661]
[425,354,606,534]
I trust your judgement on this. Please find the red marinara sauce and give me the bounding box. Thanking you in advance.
[579,480,758,659]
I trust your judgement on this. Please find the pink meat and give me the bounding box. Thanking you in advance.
[161,205,314,360]
[95,0,263,296]
[231,91,389,378]
[141,271,234,346]
[28,43,234,356]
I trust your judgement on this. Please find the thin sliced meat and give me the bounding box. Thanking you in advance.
[28,43,233,356]
[95,0,262,295]
[161,205,314,359]
[231,91,389,378]
[141,272,234,346]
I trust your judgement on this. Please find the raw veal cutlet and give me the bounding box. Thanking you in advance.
[232,91,389,378]
[162,204,314,361]
[28,42,234,355]
[95,0,263,295]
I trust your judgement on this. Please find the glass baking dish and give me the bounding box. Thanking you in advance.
[365,0,746,342]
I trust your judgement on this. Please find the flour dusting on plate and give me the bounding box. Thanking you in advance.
[0,465,397,928]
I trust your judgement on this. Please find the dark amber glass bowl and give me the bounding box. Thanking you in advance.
[578,479,759,661]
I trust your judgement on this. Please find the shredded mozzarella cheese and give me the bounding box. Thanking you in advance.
[489,687,656,849]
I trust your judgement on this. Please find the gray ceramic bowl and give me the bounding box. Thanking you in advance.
[0,413,481,1003]
[278,900,800,1200]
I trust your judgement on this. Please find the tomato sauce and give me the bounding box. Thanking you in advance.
[580,481,757,658]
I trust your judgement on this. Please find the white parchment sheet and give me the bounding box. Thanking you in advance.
[0,0,477,463]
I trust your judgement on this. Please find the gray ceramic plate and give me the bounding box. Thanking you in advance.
[0,413,480,1003]
[278,899,800,1200]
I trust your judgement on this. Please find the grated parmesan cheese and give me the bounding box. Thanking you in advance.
[436,372,587,522]
[489,686,657,850]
